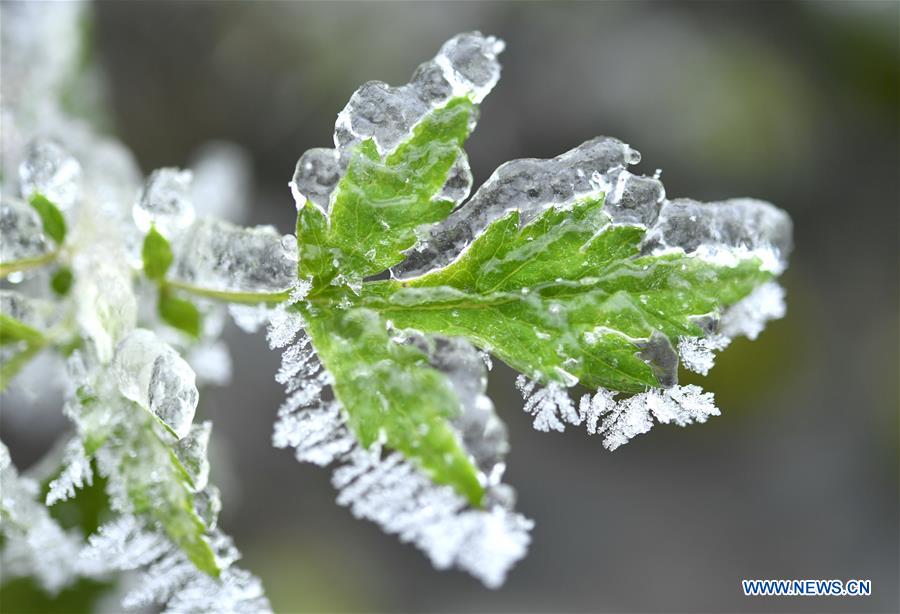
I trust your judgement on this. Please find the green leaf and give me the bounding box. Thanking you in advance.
[310,97,475,283]
[0,314,45,346]
[51,267,74,296]
[158,288,202,338]
[358,196,772,394]
[303,306,484,506]
[142,225,173,281]
[28,193,67,244]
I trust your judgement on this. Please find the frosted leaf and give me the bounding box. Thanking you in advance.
[46,439,93,505]
[82,517,271,613]
[190,141,252,222]
[171,218,296,294]
[332,448,532,589]
[0,197,51,263]
[112,329,199,439]
[133,167,195,237]
[272,332,531,586]
[641,198,793,274]
[174,421,212,492]
[396,137,639,277]
[290,147,341,210]
[0,443,83,593]
[719,280,786,340]
[677,334,731,376]
[18,137,82,211]
[516,375,581,432]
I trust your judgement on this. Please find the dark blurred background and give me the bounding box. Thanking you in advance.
[5,1,899,612]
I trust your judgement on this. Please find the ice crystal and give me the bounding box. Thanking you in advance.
[677,334,731,376]
[516,375,580,432]
[45,439,93,505]
[18,137,83,211]
[112,329,199,439]
[719,280,786,340]
[174,421,212,492]
[517,377,720,451]
[133,167,195,237]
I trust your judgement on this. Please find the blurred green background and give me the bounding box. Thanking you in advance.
[2,1,898,612]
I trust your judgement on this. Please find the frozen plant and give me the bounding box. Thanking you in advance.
[0,5,791,609]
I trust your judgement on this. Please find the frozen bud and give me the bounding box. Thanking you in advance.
[113,329,198,439]
[171,218,296,294]
[174,421,212,492]
[0,197,51,263]
[133,168,195,236]
[18,138,82,211]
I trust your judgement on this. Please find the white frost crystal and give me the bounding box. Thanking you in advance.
[0,444,83,593]
[171,218,297,294]
[45,439,93,505]
[112,329,199,439]
[720,280,786,340]
[18,137,82,210]
[0,197,51,263]
[677,334,731,376]
[518,377,720,451]
[133,167,196,236]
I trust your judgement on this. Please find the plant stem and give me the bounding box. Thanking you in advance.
[0,251,59,278]
[164,280,291,305]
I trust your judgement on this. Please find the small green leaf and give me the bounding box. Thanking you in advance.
[304,306,484,506]
[28,193,67,244]
[359,196,772,393]
[158,288,202,338]
[50,267,74,296]
[142,225,173,281]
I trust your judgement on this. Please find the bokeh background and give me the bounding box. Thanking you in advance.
[2,1,897,612]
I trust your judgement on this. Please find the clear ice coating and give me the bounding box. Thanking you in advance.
[290,32,503,211]
[395,136,650,277]
[18,137,83,211]
[406,334,509,480]
[641,198,793,273]
[170,218,297,294]
[0,197,51,262]
[174,421,212,492]
[133,167,196,237]
[112,329,199,439]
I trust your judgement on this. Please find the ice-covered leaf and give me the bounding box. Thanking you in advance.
[112,329,198,439]
[142,225,174,281]
[0,197,52,266]
[360,192,773,394]
[302,307,484,505]
[28,193,67,244]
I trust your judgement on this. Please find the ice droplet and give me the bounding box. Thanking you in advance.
[171,218,296,294]
[112,329,198,439]
[18,138,82,211]
[133,168,195,237]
